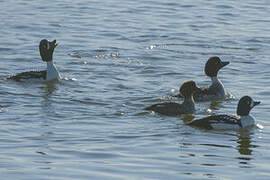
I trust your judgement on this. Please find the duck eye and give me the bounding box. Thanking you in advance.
[247,100,250,105]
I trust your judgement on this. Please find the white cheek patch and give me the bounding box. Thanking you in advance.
[47,42,50,50]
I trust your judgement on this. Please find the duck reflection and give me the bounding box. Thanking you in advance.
[182,114,195,124]
[237,130,258,155]
[40,82,59,116]
[235,130,260,169]
[209,100,225,111]
[42,82,58,98]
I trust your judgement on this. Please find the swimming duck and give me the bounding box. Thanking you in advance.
[187,96,260,130]
[8,39,61,82]
[177,56,229,101]
[145,80,200,116]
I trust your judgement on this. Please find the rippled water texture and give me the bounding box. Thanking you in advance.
[1,0,270,179]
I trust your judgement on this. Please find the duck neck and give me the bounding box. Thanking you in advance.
[46,61,61,81]
[211,76,225,95]
[240,115,255,128]
[183,96,195,111]
[211,76,221,85]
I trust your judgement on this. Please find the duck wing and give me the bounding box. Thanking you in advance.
[187,114,241,129]
[145,102,182,116]
[193,85,221,101]
[8,70,46,82]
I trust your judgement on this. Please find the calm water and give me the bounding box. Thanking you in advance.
[1,0,270,179]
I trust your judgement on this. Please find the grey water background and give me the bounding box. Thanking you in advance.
[1,0,270,179]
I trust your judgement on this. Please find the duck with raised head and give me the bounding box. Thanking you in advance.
[187,96,260,130]
[8,39,61,82]
[176,56,229,101]
[145,80,200,116]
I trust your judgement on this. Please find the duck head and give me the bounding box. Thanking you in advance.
[237,96,260,116]
[179,80,200,98]
[204,56,229,77]
[39,39,58,62]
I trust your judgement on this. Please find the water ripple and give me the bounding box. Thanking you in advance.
[0,0,270,179]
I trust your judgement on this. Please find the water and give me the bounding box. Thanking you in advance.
[1,0,270,179]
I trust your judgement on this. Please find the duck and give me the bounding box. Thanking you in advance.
[176,56,229,101]
[145,80,200,116]
[187,96,260,130]
[8,39,61,82]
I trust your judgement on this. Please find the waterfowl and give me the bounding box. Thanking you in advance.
[187,96,260,130]
[8,39,61,82]
[145,80,200,116]
[177,56,229,101]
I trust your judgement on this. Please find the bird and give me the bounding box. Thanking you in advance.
[8,39,61,82]
[145,80,200,116]
[187,96,260,130]
[176,56,229,101]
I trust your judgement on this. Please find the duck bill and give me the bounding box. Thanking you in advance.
[253,101,261,107]
[195,87,201,92]
[49,40,58,50]
[220,61,230,68]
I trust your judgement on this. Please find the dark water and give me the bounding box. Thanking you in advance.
[1,0,270,179]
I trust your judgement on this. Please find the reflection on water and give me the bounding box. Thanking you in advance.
[235,130,260,169]
[179,116,261,177]
[1,0,270,179]
[41,82,58,98]
[39,82,61,119]
[237,131,255,155]
[182,114,195,124]
[209,100,225,111]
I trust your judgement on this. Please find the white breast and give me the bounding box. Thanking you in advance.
[46,61,61,81]
[240,115,255,128]
[211,77,225,97]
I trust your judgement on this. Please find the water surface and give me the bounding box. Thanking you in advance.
[1,0,270,179]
